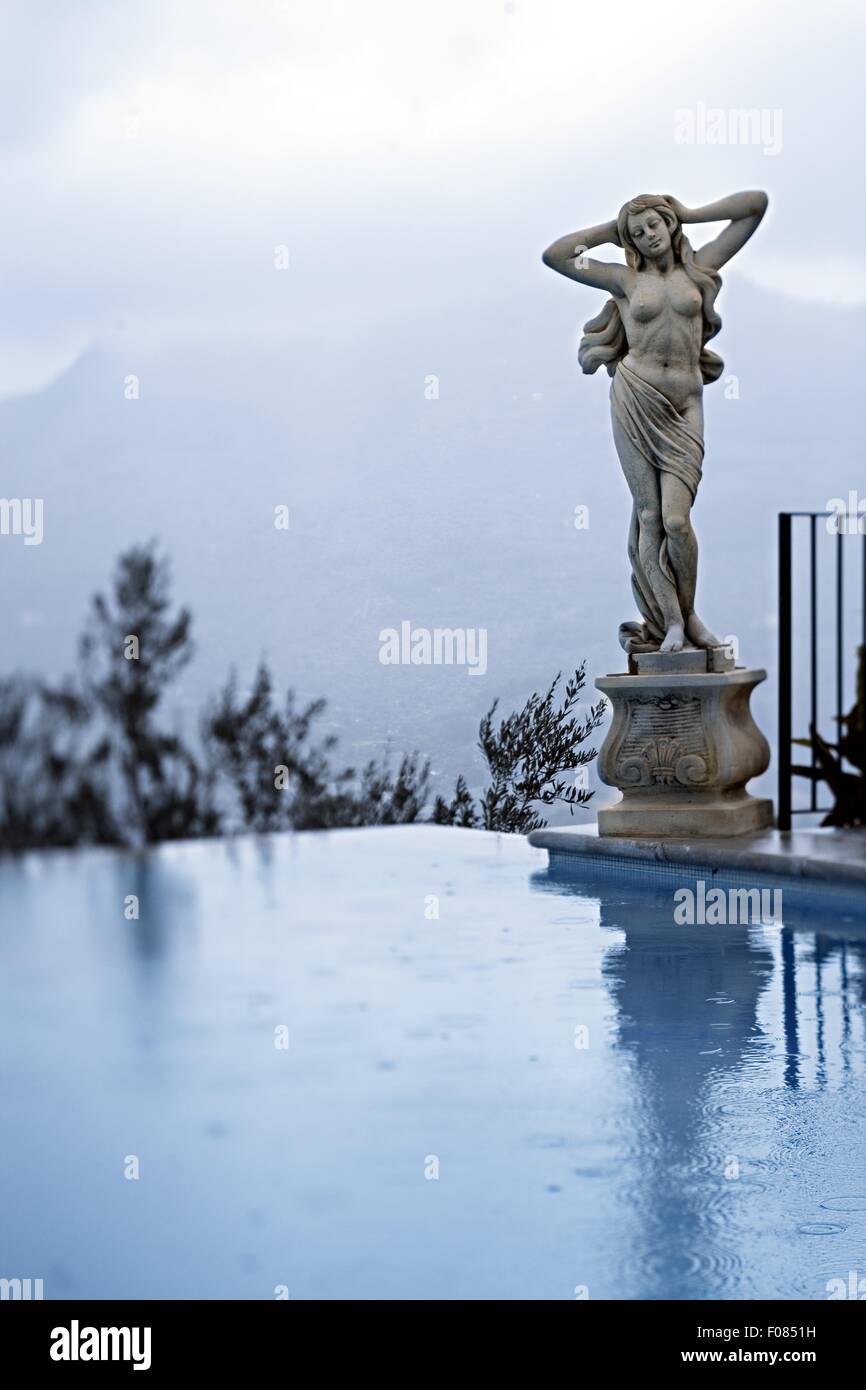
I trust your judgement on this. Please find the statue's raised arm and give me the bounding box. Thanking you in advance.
[667,190,768,272]
[542,218,628,297]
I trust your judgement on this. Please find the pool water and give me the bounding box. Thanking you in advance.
[1,826,864,1300]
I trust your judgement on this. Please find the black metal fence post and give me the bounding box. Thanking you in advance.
[778,512,792,831]
[778,509,859,830]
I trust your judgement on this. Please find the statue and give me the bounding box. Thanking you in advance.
[540,192,774,837]
[542,192,768,656]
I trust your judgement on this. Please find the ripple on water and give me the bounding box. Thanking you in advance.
[628,1242,744,1297]
[820,1195,866,1212]
[798,1222,847,1235]
[748,1155,783,1174]
[702,1092,778,1121]
[715,1179,768,1198]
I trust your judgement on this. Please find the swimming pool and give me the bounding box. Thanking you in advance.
[1,827,863,1300]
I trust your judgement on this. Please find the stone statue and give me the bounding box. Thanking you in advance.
[541,192,773,837]
[542,191,768,656]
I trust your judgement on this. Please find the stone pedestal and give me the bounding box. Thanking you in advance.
[596,652,773,838]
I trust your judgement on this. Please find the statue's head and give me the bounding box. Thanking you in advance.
[617,195,680,268]
[579,193,724,384]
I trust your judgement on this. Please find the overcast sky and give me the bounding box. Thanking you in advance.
[1,0,863,393]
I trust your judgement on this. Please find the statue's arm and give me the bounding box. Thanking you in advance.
[541,220,628,295]
[671,191,768,272]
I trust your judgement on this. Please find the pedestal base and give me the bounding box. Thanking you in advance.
[595,665,772,839]
[597,788,773,838]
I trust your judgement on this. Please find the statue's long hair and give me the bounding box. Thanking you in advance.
[578,194,724,384]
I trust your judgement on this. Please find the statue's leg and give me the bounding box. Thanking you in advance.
[660,473,697,611]
[660,472,721,648]
[612,419,683,646]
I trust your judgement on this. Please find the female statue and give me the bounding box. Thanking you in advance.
[542,191,768,655]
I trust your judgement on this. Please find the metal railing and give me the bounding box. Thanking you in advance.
[777,511,866,831]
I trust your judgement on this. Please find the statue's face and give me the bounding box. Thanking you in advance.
[626,208,672,260]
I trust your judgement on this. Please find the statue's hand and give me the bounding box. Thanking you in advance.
[663,195,689,223]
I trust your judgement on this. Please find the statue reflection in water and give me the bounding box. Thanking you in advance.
[531,862,866,1295]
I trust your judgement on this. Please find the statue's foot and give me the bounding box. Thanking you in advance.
[685,613,722,649]
[659,622,685,653]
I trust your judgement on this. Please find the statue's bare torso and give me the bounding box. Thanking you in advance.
[619,267,704,420]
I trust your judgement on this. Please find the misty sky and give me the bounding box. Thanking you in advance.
[2,0,864,391]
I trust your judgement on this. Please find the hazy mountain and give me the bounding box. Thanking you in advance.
[2,272,860,817]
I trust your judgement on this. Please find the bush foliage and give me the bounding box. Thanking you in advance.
[1,545,604,849]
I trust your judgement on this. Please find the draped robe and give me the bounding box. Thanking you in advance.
[609,361,704,652]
